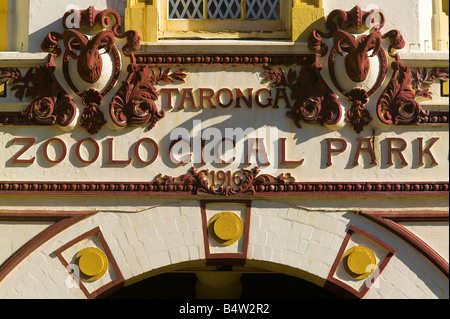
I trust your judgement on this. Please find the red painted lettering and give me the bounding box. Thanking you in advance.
[235,88,253,108]
[160,88,179,109]
[255,88,272,108]
[245,138,270,166]
[353,137,377,167]
[135,138,159,165]
[279,138,304,166]
[273,87,291,109]
[418,137,439,166]
[11,138,36,165]
[216,88,233,108]
[386,138,408,166]
[179,88,197,109]
[199,88,215,108]
[107,138,132,165]
[43,138,67,164]
[326,138,347,166]
[75,138,100,164]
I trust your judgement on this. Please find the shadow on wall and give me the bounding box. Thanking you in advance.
[293,17,326,43]
[27,0,127,52]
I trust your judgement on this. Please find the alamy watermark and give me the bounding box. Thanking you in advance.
[365,4,383,29]
[65,264,81,289]
[64,4,82,29]
[364,264,381,289]
[169,120,281,174]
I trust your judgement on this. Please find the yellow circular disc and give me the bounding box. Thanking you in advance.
[209,212,243,246]
[214,214,239,241]
[76,247,108,282]
[348,249,373,275]
[343,246,376,280]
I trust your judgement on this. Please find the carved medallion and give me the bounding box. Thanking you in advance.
[0,6,185,135]
[308,6,403,133]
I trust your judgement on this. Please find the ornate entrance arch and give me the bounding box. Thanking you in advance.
[0,200,447,299]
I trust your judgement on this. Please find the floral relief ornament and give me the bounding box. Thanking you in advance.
[262,63,342,129]
[261,6,437,133]
[377,63,449,125]
[306,5,439,133]
[0,6,186,134]
[110,65,186,130]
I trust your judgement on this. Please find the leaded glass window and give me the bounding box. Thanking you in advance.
[168,0,280,20]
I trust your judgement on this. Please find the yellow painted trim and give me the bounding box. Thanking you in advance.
[209,212,243,246]
[0,0,8,51]
[76,247,108,282]
[432,0,449,50]
[126,0,158,43]
[291,0,325,42]
[127,0,296,41]
[165,19,282,33]
[159,30,290,40]
[342,246,376,280]
[442,79,449,96]
[126,0,326,42]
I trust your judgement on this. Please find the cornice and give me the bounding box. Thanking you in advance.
[0,52,48,67]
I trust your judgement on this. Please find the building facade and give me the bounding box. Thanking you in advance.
[0,0,448,300]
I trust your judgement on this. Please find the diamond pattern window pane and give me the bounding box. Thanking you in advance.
[207,0,241,19]
[169,0,204,19]
[246,0,280,19]
[168,0,281,20]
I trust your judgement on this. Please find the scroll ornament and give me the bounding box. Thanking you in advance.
[306,6,448,132]
[0,7,185,134]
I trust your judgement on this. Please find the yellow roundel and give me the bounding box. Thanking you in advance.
[209,212,243,246]
[343,246,376,280]
[76,247,108,282]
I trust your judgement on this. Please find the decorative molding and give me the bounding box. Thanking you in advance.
[200,200,251,266]
[0,7,185,134]
[307,6,402,133]
[0,211,97,284]
[377,58,430,126]
[411,68,449,99]
[54,226,124,299]
[110,65,186,130]
[0,64,77,127]
[325,224,396,299]
[262,64,342,128]
[42,6,140,134]
[135,54,317,66]
[306,6,449,132]
[355,210,449,278]
[0,6,448,132]
[0,168,448,196]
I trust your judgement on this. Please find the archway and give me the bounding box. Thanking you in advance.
[0,201,448,299]
[104,271,341,299]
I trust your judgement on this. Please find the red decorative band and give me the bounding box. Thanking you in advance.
[417,112,449,125]
[0,181,447,196]
[0,113,28,125]
[135,54,317,66]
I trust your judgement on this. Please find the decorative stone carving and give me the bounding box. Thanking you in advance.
[1,7,185,134]
[307,5,416,133]
[262,64,342,128]
[110,66,186,130]
[1,64,77,127]
[1,5,448,133]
